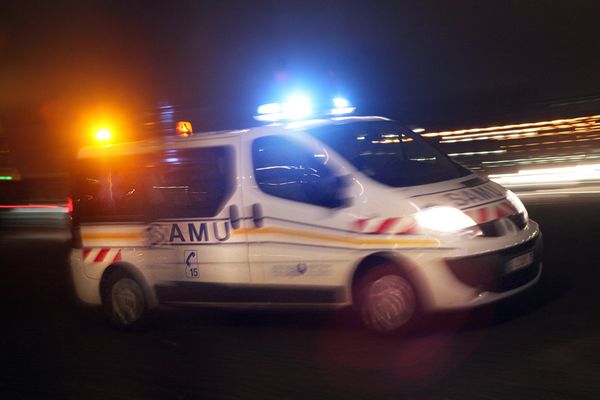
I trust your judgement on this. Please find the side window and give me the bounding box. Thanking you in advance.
[252,135,342,208]
[145,146,235,219]
[74,158,144,222]
[74,146,235,222]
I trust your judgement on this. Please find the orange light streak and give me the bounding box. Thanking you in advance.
[422,114,600,138]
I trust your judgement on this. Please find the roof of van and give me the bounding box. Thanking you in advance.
[77,115,391,159]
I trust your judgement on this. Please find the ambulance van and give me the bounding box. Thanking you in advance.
[70,111,542,334]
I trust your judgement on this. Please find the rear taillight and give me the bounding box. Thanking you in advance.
[67,196,74,215]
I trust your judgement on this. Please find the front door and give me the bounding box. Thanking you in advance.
[242,134,361,303]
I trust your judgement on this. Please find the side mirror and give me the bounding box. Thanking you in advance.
[336,197,353,208]
[328,175,353,208]
[335,175,353,208]
[306,174,354,209]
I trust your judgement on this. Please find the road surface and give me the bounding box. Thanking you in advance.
[0,198,599,399]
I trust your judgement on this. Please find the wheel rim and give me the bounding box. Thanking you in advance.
[111,278,144,326]
[361,274,416,333]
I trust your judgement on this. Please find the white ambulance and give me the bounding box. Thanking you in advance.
[70,104,542,334]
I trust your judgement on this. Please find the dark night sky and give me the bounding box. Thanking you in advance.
[2,0,600,177]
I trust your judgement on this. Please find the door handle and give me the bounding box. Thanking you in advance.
[229,205,240,229]
[252,203,264,227]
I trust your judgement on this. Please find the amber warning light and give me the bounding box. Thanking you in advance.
[95,128,112,142]
[176,121,193,137]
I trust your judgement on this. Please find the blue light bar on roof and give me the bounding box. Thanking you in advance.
[255,95,355,122]
[255,93,313,122]
[329,97,356,115]
[257,103,281,115]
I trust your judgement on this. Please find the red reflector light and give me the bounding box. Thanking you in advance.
[67,197,74,214]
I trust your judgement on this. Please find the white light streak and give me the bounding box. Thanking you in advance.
[489,163,600,187]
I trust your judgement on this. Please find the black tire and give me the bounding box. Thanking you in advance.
[353,263,419,335]
[102,270,151,330]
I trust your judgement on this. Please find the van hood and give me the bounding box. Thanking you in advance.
[401,174,518,226]
[353,174,523,236]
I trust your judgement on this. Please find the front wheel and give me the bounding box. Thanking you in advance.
[354,266,418,334]
[102,271,150,329]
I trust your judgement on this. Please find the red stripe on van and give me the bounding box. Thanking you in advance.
[94,248,110,263]
[113,250,122,262]
[354,218,370,232]
[396,222,417,235]
[478,207,489,223]
[82,248,91,260]
[375,218,399,234]
[496,202,515,218]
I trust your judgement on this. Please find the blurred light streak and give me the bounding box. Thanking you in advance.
[489,163,600,187]
[501,136,600,148]
[448,149,507,157]
[419,113,600,146]
[439,127,600,143]
[0,204,61,209]
[330,116,391,123]
[0,204,69,214]
[517,188,600,197]
[423,114,600,138]
[483,154,600,167]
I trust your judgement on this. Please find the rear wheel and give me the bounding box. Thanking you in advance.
[354,265,418,334]
[102,271,150,329]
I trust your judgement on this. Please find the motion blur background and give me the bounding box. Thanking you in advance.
[2,0,600,214]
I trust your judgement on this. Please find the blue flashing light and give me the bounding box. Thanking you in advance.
[257,103,281,115]
[329,97,355,115]
[255,94,355,122]
[256,93,313,122]
[282,93,313,119]
[333,97,350,109]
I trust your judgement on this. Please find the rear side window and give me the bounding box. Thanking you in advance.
[74,158,143,222]
[146,147,234,219]
[73,146,235,222]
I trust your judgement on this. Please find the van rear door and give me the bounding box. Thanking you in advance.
[146,138,251,302]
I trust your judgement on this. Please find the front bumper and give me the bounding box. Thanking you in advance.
[413,229,543,312]
[446,233,543,293]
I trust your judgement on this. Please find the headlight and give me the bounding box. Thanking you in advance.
[506,190,528,222]
[415,206,477,233]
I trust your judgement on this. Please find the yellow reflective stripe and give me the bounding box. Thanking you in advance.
[81,233,145,240]
[233,227,439,247]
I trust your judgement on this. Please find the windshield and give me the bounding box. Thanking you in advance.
[307,120,471,187]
